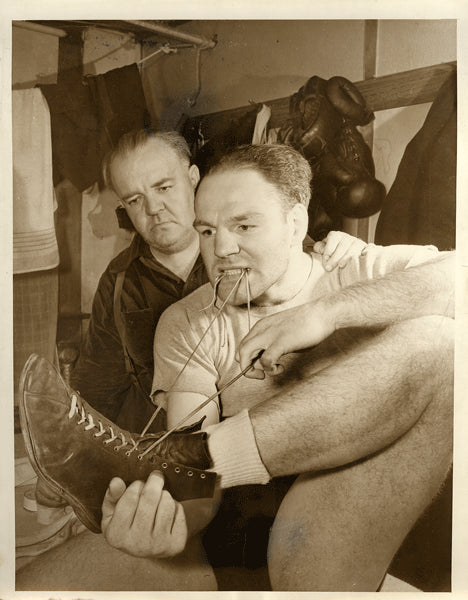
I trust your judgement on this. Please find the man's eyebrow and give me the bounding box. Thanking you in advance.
[193,212,264,229]
[121,178,173,202]
[227,212,264,223]
[193,218,213,228]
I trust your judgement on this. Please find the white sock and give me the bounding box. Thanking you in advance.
[205,409,271,488]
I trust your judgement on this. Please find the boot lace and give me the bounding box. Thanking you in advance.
[68,393,140,456]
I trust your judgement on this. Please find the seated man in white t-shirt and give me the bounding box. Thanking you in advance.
[99,144,454,591]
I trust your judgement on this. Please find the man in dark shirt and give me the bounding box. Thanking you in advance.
[71,129,367,435]
[71,130,204,433]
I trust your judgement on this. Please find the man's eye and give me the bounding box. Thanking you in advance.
[238,224,254,232]
[157,186,172,193]
[200,229,213,237]
[127,196,142,206]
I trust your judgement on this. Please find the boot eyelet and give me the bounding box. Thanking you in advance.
[113,446,120,452]
[125,450,132,456]
[174,467,181,474]
[187,471,193,477]
[137,454,144,460]
[200,473,206,479]
[162,462,168,469]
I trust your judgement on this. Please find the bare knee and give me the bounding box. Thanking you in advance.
[267,475,389,591]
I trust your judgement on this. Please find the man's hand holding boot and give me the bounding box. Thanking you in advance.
[102,470,221,558]
[102,471,188,558]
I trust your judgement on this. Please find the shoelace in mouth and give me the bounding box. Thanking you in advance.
[199,272,225,311]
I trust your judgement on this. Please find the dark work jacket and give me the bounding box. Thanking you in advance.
[375,71,456,250]
[70,234,208,434]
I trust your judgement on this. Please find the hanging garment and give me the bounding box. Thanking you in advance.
[87,63,151,148]
[40,64,150,192]
[40,69,103,192]
[251,104,271,144]
[375,72,456,250]
[267,127,280,144]
[184,108,258,178]
[13,88,59,274]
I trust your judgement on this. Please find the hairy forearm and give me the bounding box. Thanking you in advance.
[330,251,455,330]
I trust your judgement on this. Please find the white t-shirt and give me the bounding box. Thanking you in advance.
[152,244,439,417]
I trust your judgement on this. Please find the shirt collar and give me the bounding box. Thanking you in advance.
[109,233,205,281]
[109,234,150,273]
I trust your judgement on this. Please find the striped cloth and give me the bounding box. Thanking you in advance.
[13,88,59,274]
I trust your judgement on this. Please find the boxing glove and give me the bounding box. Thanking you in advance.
[318,126,386,218]
[326,76,374,126]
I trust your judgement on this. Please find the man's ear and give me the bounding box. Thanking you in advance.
[189,164,200,189]
[289,203,309,245]
[115,205,136,231]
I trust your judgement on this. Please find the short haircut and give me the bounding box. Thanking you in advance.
[206,144,312,210]
[102,128,192,192]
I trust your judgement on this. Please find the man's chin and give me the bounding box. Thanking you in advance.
[145,233,192,255]
[215,285,251,307]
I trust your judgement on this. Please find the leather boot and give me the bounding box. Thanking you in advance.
[19,354,217,534]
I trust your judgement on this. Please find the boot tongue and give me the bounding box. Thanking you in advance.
[133,431,167,450]
[132,423,200,452]
[172,416,206,434]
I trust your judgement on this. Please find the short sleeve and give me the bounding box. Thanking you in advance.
[151,301,219,409]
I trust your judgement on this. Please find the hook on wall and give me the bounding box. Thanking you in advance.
[137,43,179,66]
[187,35,217,108]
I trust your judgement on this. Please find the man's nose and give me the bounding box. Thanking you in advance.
[214,229,239,258]
[144,193,165,215]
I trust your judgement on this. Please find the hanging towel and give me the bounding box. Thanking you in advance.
[13,88,59,274]
[251,104,271,144]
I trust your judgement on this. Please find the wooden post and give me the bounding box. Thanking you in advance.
[354,19,379,242]
[55,30,83,347]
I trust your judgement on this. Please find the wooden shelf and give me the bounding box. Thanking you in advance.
[186,61,456,138]
[356,61,456,112]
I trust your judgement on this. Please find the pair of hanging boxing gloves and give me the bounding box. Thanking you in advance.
[279,75,386,219]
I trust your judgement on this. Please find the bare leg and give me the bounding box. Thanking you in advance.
[16,530,217,591]
[266,316,453,590]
